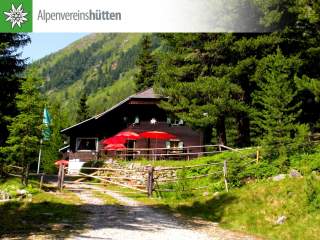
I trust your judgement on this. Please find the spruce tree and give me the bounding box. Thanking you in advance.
[252,51,308,164]
[3,70,45,185]
[0,33,30,147]
[76,92,90,122]
[135,35,157,91]
[42,102,67,173]
[156,34,246,145]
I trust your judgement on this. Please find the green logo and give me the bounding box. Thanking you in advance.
[0,0,32,32]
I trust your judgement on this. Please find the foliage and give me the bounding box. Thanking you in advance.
[252,50,310,163]
[76,92,90,122]
[305,174,320,211]
[0,33,30,155]
[35,33,144,126]
[41,103,67,174]
[135,35,158,91]
[1,70,45,185]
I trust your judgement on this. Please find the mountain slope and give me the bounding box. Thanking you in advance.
[34,33,157,125]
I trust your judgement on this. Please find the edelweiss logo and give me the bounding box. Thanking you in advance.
[4,4,28,28]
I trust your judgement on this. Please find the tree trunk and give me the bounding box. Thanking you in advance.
[236,112,251,147]
[25,163,30,186]
[203,125,213,145]
[21,163,30,186]
[0,161,4,178]
[216,115,227,146]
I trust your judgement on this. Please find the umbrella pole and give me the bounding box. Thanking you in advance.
[147,138,151,160]
[154,138,158,161]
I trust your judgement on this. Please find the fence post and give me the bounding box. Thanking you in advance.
[60,165,65,191]
[40,173,44,190]
[147,166,154,197]
[57,164,62,190]
[187,148,190,161]
[223,160,229,192]
[256,150,260,164]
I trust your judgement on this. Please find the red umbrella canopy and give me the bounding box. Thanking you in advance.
[140,131,176,140]
[104,143,127,151]
[114,131,140,140]
[102,136,126,145]
[54,160,69,166]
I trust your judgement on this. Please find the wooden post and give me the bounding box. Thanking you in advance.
[218,145,222,152]
[147,166,154,197]
[223,160,229,192]
[256,150,260,164]
[60,165,65,191]
[39,173,44,190]
[187,148,190,161]
[57,164,62,190]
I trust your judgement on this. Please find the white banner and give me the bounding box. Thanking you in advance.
[33,0,266,32]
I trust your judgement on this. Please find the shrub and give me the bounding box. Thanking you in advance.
[305,175,320,211]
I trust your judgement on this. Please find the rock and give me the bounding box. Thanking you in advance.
[16,189,28,197]
[289,169,302,178]
[0,190,10,200]
[275,215,287,225]
[203,191,209,197]
[213,192,220,199]
[272,174,287,181]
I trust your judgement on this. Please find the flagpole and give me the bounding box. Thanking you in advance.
[37,139,43,174]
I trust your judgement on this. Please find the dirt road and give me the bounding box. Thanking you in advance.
[67,184,258,240]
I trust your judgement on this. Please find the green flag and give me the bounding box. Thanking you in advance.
[43,107,51,141]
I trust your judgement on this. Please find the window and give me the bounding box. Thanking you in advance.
[76,138,98,151]
[168,118,184,126]
[166,140,183,149]
[134,116,140,124]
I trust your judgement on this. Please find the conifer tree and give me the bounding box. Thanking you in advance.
[3,70,45,185]
[135,35,157,91]
[252,51,308,164]
[76,92,90,122]
[0,33,30,147]
[42,102,67,173]
[156,34,245,145]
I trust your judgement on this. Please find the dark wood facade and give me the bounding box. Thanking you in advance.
[61,88,203,161]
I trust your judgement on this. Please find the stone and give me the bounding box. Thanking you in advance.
[17,189,28,195]
[0,190,10,200]
[289,169,302,178]
[272,174,287,181]
[275,215,287,225]
[202,191,210,197]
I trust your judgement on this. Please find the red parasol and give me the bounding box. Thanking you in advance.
[54,160,69,166]
[140,131,176,140]
[114,131,141,140]
[102,136,126,145]
[104,143,127,151]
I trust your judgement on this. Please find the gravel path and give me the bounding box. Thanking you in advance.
[66,184,259,240]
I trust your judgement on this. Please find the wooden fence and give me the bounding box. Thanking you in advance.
[61,151,259,197]
[99,144,236,160]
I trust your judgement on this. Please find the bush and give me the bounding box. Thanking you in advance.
[305,175,320,211]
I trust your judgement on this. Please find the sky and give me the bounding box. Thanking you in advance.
[21,33,89,63]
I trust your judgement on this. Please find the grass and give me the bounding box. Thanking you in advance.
[103,176,320,240]
[0,177,87,238]
[92,190,120,205]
